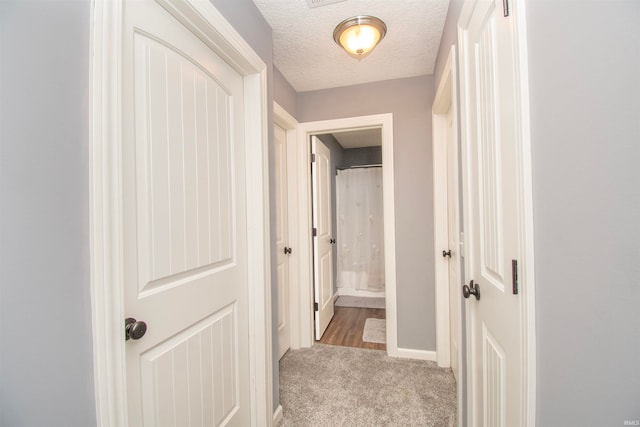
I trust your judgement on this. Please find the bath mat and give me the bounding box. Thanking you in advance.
[362,318,386,344]
[335,296,385,309]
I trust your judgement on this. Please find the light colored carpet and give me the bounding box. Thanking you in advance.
[335,295,385,309]
[363,318,386,344]
[279,344,457,426]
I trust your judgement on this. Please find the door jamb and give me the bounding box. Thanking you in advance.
[273,103,300,351]
[432,45,463,425]
[89,1,273,425]
[296,114,398,355]
[457,0,537,425]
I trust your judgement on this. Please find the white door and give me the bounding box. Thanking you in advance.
[275,123,291,359]
[446,107,460,382]
[122,1,250,425]
[311,136,335,339]
[461,0,524,425]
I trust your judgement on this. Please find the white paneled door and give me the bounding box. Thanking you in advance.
[122,1,250,425]
[311,136,335,339]
[460,0,527,426]
[275,123,291,359]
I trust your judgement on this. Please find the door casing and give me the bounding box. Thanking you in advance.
[89,0,273,425]
[295,114,402,357]
[432,45,463,425]
[274,102,299,354]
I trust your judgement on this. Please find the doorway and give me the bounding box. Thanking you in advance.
[312,130,386,350]
[295,113,400,356]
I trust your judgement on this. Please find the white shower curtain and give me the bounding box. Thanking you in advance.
[336,167,385,292]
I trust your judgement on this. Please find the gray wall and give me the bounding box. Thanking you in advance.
[0,1,281,425]
[298,76,437,351]
[526,1,640,425]
[316,134,345,294]
[0,1,96,426]
[341,146,383,168]
[207,0,281,411]
[274,66,298,119]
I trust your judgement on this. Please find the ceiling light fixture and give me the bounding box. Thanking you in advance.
[333,15,387,60]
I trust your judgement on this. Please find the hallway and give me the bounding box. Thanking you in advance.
[279,344,456,426]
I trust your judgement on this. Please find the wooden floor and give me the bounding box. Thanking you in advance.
[318,306,386,351]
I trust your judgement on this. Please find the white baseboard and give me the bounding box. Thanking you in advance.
[391,348,437,362]
[336,288,385,298]
[273,404,283,426]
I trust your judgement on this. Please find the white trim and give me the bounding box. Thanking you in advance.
[274,102,297,130]
[432,46,462,370]
[90,2,126,425]
[457,0,536,425]
[511,1,537,425]
[296,114,398,355]
[336,288,385,298]
[457,6,475,422]
[395,348,437,362]
[272,404,283,426]
[432,51,452,369]
[432,44,463,426]
[273,102,300,351]
[90,1,272,425]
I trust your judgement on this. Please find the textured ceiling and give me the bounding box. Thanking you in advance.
[253,0,450,92]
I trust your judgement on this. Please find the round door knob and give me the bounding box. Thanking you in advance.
[462,280,481,301]
[125,317,147,341]
[442,249,452,258]
[284,246,292,255]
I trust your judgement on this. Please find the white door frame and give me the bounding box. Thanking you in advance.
[296,114,399,356]
[89,1,273,425]
[457,0,537,425]
[432,45,463,425]
[433,45,461,368]
[273,102,300,352]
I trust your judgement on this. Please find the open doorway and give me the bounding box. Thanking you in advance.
[312,129,386,350]
[294,113,398,356]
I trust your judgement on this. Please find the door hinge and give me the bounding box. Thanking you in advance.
[314,302,319,311]
[512,259,518,295]
[312,227,317,237]
[502,0,509,17]
[311,153,316,163]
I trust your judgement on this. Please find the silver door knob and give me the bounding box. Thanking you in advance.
[125,317,147,340]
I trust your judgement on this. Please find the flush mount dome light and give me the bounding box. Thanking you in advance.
[333,15,387,59]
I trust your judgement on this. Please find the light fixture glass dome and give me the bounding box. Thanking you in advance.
[333,15,387,59]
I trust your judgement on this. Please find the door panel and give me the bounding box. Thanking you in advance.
[122,1,250,425]
[275,123,291,359]
[140,306,238,426]
[462,0,523,426]
[312,136,334,339]
[134,33,235,296]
